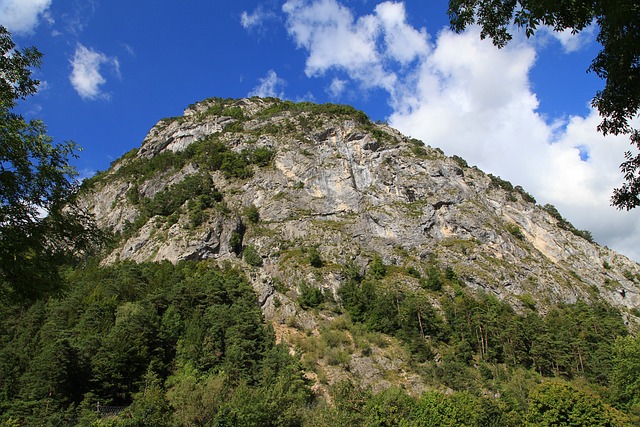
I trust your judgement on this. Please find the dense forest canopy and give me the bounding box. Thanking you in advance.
[0,260,638,426]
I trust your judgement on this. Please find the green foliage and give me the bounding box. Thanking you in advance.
[0,260,311,425]
[410,390,483,427]
[110,148,191,185]
[229,225,245,256]
[610,335,640,415]
[143,173,218,219]
[0,26,101,300]
[406,266,421,278]
[307,246,323,268]
[422,265,443,291]
[0,256,636,425]
[244,204,260,224]
[221,106,245,120]
[543,204,594,242]
[243,244,263,267]
[488,175,537,204]
[255,99,371,125]
[451,154,469,168]
[409,138,428,157]
[505,222,525,240]
[369,254,387,279]
[339,266,629,392]
[526,381,629,426]
[298,282,325,309]
[489,174,514,192]
[249,146,275,167]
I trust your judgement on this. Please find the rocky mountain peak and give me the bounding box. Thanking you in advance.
[80,96,640,327]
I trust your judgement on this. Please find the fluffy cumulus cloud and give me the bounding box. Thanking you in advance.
[0,0,52,34]
[69,44,118,100]
[283,0,427,91]
[281,0,640,261]
[249,70,286,98]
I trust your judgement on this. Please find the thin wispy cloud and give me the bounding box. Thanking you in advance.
[240,5,278,33]
[69,44,118,100]
[249,69,286,98]
[0,0,52,35]
[538,24,598,53]
[327,78,347,98]
[61,0,98,36]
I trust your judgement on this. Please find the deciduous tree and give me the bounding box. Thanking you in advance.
[0,26,101,300]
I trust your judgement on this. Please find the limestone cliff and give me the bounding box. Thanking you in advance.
[80,97,640,328]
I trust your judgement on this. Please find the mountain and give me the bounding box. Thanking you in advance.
[81,96,639,319]
[3,96,639,425]
[76,95,640,397]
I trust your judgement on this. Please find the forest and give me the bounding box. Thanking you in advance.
[0,259,639,426]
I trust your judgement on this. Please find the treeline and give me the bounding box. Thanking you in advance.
[335,259,639,425]
[0,261,310,426]
[0,260,639,426]
[340,261,627,382]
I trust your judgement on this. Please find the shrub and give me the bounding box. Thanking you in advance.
[243,245,262,267]
[423,265,443,291]
[451,155,469,168]
[299,282,324,308]
[244,204,260,224]
[229,229,244,255]
[369,255,386,279]
[250,147,275,167]
[308,246,323,268]
[505,223,525,240]
[407,266,421,278]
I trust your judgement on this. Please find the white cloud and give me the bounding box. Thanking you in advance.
[389,29,639,261]
[280,0,640,261]
[0,0,52,35]
[248,70,286,98]
[283,0,425,91]
[327,78,347,98]
[374,2,429,64]
[241,7,268,30]
[69,44,118,100]
[540,24,597,53]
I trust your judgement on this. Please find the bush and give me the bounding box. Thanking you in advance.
[423,265,443,291]
[308,246,323,268]
[244,204,260,224]
[506,223,525,240]
[250,147,275,167]
[299,282,324,308]
[407,266,421,278]
[243,245,262,267]
[369,255,386,279]
[229,230,244,255]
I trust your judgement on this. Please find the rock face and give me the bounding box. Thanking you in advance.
[81,97,640,323]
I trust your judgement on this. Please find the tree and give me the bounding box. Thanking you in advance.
[610,335,640,415]
[447,1,640,209]
[0,26,101,300]
[526,380,630,426]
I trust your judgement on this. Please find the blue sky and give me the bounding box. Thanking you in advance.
[2,0,639,262]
